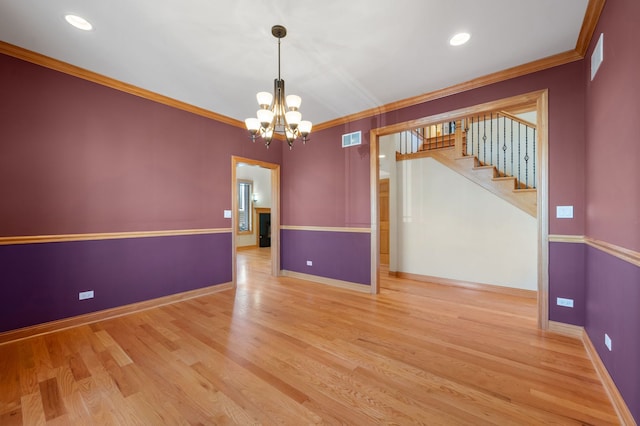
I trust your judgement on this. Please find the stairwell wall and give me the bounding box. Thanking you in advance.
[394,156,537,290]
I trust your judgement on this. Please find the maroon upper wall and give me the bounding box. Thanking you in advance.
[281,120,372,228]
[0,53,282,236]
[282,60,587,235]
[585,0,640,252]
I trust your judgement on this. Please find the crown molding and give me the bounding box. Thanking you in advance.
[313,50,582,132]
[1,1,605,133]
[0,41,244,129]
[314,0,606,132]
[576,0,607,56]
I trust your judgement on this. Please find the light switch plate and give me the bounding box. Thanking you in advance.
[556,206,573,219]
[223,210,232,219]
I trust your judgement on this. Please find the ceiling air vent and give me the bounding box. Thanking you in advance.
[342,131,362,148]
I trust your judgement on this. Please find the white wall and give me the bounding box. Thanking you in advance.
[236,165,272,247]
[396,157,537,291]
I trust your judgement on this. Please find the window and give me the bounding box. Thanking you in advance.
[238,180,253,233]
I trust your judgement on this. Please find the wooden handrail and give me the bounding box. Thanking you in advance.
[398,109,537,191]
[497,110,536,129]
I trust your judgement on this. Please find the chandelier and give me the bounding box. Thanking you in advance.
[245,25,312,149]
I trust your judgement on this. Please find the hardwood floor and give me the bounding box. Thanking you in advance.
[0,247,619,425]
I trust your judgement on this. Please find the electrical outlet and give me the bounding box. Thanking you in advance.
[605,334,612,351]
[306,260,313,266]
[556,297,574,308]
[79,290,94,300]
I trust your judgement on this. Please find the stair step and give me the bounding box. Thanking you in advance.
[408,150,537,217]
[492,176,517,191]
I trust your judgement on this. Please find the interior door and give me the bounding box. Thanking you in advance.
[379,178,390,264]
[259,212,271,247]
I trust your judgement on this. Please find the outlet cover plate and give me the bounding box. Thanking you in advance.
[605,333,612,351]
[79,290,94,300]
[556,297,574,308]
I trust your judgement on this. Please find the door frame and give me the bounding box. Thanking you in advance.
[231,156,281,287]
[368,89,549,329]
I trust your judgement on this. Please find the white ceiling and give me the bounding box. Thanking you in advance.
[0,0,589,126]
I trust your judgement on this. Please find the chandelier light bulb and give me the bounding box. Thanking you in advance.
[256,92,273,108]
[286,95,302,110]
[299,120,312,136]
[285,110,302,127]
[264,128,274,142]
[257,109,274,127]
[245,118,260,132]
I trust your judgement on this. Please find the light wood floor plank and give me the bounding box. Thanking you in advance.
[1,246,621,424]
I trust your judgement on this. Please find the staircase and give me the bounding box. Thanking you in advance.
[395,112,537,217]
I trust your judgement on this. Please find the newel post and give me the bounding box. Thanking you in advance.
[454,119,463,158]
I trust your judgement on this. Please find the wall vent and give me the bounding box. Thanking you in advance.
[342,131,362,148]
[591,33,604,81]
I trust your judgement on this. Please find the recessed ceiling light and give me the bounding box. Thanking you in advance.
[379,154,386,159]
[65,14,93,31]
[449,32,471,46]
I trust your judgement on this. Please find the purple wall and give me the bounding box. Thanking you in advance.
[548,242,586,325]
[281,128,371,228]
[0,53,282,235]
[585,0,640,253]
[281,58,587,290]
[585,247,640,421]
[282,61,587,237]
[281,229,370,285]
[582,0,640,421]
[0,52,281,332]
[0,233,232,333]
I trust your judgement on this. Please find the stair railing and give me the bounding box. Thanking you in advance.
[464,111,536,189]
[396,110,536,189]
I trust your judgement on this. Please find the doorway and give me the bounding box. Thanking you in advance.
[231,156,281,287]
[369,90,549,329]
